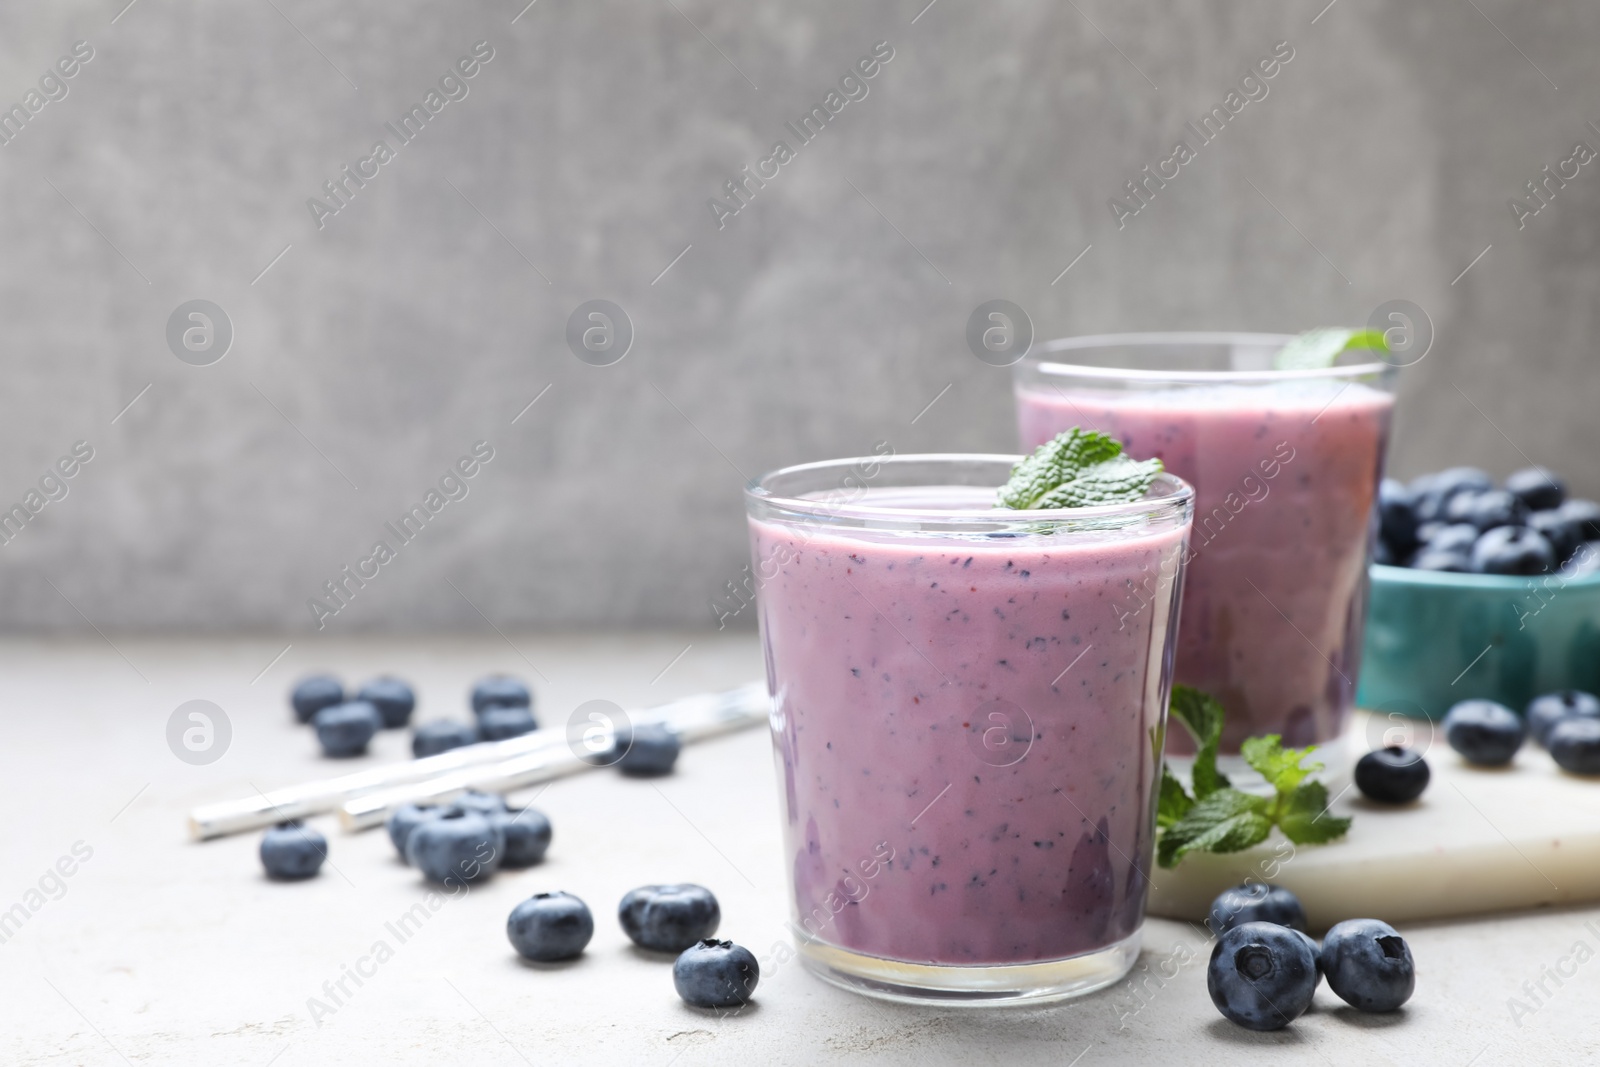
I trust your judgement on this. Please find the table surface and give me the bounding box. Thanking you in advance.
[2,632,1595,1066]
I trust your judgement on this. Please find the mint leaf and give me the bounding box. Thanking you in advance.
[998,428,1162,510]
[1155,686,1353,867]
[1239,735,1322,795]
[1156,789,1273,868]
[1273,328,1389,371]
[1169,685,1229,799]
[1157,764,1194,829]
[1277,780,1352,845]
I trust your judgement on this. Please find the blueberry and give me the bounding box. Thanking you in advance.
[478,705,538,741]
[1414,520,1445,544]
[1571,541,1600,577]
[673,939,760,1009]
[313,701,383,758]
[356,676,415,729]
[1460,490,1529,532]
[1525,689,1600,746]
[471,674,532,715]
[453,790,509,815]
[1506,467,1566,511]
[1354,745,1430,803]
[1443,699,1525,765]
[1207,882,1307,936]
[405,807,504,884]
[1470,526,1554,575]
[412,719,479,758]
[1412,468,1491,522]
[1548,718,1600,775]
[1528,509,1581,564]
[1377,479,1418,554]
[260,821,327,880]
[1409,549,1472,573]
[386,803,444,862]
[1292,929,1323,986]
[1441,490,1482,526]
[615,723,682,777]
[507,892,594,962]
[493,806,553,868]
[1321,918,1415,1012]
[1426,523,1480,555]
[619,884,722,953]
[1206,922,1318,1031]
[1561,499,1600,541]
[291,674,343,724]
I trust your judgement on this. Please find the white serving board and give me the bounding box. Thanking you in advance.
[1148,711,1600,929]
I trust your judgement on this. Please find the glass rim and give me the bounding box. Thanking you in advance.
[1022,331,1392,384]
[745,453,1194,531]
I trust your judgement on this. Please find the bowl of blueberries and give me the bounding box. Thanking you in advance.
[1357,465,1600,719]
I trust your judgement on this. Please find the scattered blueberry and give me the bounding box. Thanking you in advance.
[412,719,479,758]
[1470,525,1554,576]
[1528,509,1581,564]
[479,705,538,741]
[1208,882,1307,936]
[357,676,416,729]
[1206,922,1318,1031]
[260,821,327,880]
[453,790,509,816]
[1321,918,1415,1012]
[615,723,682,777]
[313,701,383,758]
[1547,718,1600,775]
[1561,499,1600,541]
[1525,690,1600,746]
[1506,467,1566,512]
[386,803,443,862]
[619,884,722,953]
[507,892,594,962]
[405,807,504,884]
[1354,745,1430,804]
[674,939,760,1009]
[494,806,553,868]
[1292,929,1323,986]
[471,674,532,715]
[1377,479,1418,554]
[291,674,344,724]
[1443,699,1525,765]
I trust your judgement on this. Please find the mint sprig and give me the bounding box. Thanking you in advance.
[1273,328,1389,371]
[998,428,1162,510]
[1156,684,1352,868]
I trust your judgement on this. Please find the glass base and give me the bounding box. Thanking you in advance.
[794,926,1142,1007]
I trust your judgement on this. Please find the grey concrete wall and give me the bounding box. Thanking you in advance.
[0,0,1594,634]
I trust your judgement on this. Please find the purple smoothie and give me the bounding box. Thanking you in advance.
[749,484,1189,967]
[1017,381,1393,751]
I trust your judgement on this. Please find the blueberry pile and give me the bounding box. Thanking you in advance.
[1377,466,1600,575]
[1205,882,1414,1030]
[505,883,757,1008]
[289,673,416,759]
[1444,690,1600,774]
[385,790,552,884]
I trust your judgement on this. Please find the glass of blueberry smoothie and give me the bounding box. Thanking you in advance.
[1015,333,1396,764]
[745,453,1193,1004]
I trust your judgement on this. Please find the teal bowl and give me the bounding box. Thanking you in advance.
[1356,562,1600,719]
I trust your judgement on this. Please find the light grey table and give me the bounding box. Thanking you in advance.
[1,633,1591,1065]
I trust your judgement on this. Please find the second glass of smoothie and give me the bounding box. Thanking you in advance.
[1015,333,1395,760]
[745,454,1193,1004]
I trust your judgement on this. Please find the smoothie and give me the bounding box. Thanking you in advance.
[1017,380,1393,750]
[748,482,1189,969]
